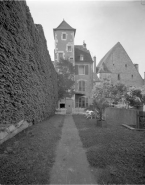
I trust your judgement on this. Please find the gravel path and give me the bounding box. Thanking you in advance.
[50,115,96,184]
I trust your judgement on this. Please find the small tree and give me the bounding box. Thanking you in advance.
[56,59,75,100]
[125,87,145,109]
[110,83,127,104]
[92,81,110,121]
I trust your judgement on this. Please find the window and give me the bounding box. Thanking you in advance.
[79,65,85,75]
[62,33,67,40]
[125,64,127,68]
[75,65,88,75]
[132,75,133,79]
[118,74,120,80]
[60,103,65,108]
[75,97,88,108]
[80,55,84,61]
[67,45,72,52]
[78,80,85,92]
[69,57,73,62]
[58,52,63,61]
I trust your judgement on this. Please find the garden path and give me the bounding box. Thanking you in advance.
[50,115,97,184]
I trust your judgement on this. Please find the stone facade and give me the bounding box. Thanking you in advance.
[54,30,75,65]
[74,45,94,110]
[97,42,144,87]
[0,1,58,125]
[53,20,95,113]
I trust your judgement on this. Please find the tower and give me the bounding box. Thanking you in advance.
[53,20,76,66]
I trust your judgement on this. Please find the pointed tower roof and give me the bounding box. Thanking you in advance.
[53,20,76,36]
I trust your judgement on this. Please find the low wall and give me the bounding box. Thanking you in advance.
[105,107,137,126]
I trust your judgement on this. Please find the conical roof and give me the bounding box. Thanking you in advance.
[53,20,76,35]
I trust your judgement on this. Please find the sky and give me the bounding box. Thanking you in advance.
[26,0,145,78]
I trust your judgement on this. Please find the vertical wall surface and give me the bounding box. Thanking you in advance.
[0,1,58,125]
[105,107,137,126]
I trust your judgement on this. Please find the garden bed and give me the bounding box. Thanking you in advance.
[0,115,64,184]
[73,115,145,184]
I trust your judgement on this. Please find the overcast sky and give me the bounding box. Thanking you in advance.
[26,0,145,78]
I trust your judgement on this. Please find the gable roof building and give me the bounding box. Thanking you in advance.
[75,45,93,64]
[53,20,97,113]
[96,42,144,87]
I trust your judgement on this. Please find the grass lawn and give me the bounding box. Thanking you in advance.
[73,115,145,184]
[0,114,64,184]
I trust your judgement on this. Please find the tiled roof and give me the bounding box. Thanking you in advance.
[97,42,121,69]
[75,45,93,64]
[99,63,111,73]
[53,20,76,35]
[96,42,122,74]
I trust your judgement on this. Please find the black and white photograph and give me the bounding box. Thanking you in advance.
[0,0,145,184]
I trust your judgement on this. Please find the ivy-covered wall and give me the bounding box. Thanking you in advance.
[0,1,58,125]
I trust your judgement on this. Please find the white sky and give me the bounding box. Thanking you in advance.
[26,0,145,78]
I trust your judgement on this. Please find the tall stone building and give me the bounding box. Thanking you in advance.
[96,42,144,87]
[53,20,98,113]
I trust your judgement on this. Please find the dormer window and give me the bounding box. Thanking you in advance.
[80,55,84,61]
[62,33,67,40]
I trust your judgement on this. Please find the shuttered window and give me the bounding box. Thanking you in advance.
[79,65,85,74]
[85,65,88,75]
[75,65,89,75]
[75,65,78,75]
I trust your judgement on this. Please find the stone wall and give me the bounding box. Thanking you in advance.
[0,1,58,125]
[105,107,137,126]
[100,42,143,87]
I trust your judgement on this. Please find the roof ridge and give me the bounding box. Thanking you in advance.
[54,20,75,30]
[97,42,121,68]
[75,45,89,53]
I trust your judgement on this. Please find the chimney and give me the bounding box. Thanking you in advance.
[83,41,86,48]
[134,64,139,71]
[93,56,96,73]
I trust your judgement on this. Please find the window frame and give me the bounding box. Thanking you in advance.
[78,65,85,75]
[77,64,89,75]
[61,32,67,40]
[80,55,84,61]
[75,96,88,108]
[69,57,73,62]
[58,52,64,61]
[67,45,72,52]
[78,80,86,92]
